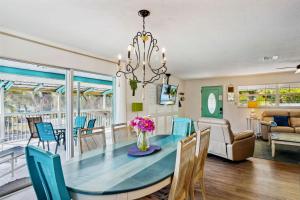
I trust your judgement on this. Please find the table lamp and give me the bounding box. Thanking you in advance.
[248,101,258,119]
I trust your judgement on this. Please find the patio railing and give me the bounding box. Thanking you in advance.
[3,109,112,142]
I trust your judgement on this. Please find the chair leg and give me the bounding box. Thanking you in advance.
[189,181,195,200]
[42,141,45,149]
[64,135,66,150]
[47,141,50,151]
[199,178,206,200]
[37,140,40,147]
[55,142,58,154]
[27,137,32,146]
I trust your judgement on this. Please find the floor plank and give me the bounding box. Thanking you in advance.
[143,155,300,200]
[202,155,300,200]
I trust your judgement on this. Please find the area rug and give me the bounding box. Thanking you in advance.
[253,139,300,164]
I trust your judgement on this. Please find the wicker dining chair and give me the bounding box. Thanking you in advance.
[26,116,43,146]
[189,128,210,200]
[111,123,136,144]
[78,126,106,154]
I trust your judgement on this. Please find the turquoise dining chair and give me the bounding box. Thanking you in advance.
[25,145,70,200]
[171,117,195,136]
[86,119,96,134]
[35,122,59,153]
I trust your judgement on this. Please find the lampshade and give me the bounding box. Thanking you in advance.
[132,102,143,112]
[247,101,258,108]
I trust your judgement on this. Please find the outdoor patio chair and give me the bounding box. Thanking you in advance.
[25,145,70,200]
[73,116,87,135]
[86,119,96,134]
[35,122,60,154]
[26,116,43,146]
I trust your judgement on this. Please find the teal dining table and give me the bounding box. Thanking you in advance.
[63,135,183,200]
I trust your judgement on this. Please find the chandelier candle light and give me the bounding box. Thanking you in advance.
[116,9,168,95]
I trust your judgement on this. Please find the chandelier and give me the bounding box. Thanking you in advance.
[116,9,168,88]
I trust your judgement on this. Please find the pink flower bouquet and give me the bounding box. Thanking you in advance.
[130,116,155,151]
[130,117,155,133]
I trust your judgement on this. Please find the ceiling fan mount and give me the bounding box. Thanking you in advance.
[276,64,300,74]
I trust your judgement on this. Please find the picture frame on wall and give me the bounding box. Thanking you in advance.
[227,84,235,102]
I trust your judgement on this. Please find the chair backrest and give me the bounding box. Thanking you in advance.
[112,123,136,144]
[78,126,106,154]
[197,117,234,144]
[26,117,43,138]
[75,116,87,129]
[171,117,194,136]
[192,128,210,181]
[35,122,56,141]
[86,119,96,134]
[168,134,196,200]
[25,145,70,200]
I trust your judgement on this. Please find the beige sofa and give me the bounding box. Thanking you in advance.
[260,110,300,140]
[198,118,255,161]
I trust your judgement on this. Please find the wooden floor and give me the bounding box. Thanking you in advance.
[4,156,300,200]
[145,155,300,200]
[195,156,300,200]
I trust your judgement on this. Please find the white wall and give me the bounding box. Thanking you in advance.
[0,31,116,76]
[126,75,184,134]
[183,71,300,132]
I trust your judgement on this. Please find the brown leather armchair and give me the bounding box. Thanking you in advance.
[198,118,255,161]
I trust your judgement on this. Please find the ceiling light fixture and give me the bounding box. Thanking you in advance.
[116,9,168,88]
[263,55,279,61]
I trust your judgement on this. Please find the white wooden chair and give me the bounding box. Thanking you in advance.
[142,134,197,200]
[78,126,106,154]
[190,128,210,200]
[111,123,136,144]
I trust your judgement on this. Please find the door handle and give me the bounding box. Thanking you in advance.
[220,107,223,114]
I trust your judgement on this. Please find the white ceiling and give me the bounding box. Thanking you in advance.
[1,0,300,79]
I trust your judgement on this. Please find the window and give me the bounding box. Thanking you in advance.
[238,85,276,107]
[279,83,300,107]
[238,83,300,107]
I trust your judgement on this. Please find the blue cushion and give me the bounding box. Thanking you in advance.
[273,116,289,126]
[270,121,277,127]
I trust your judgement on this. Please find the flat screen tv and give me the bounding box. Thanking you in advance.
[158,84,178,105]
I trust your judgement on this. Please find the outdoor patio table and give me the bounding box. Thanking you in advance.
[63,135,183,200]
[53,125,66,150]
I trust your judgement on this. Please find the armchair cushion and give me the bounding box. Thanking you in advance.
[290,117,300,127]
[260,120,272,126]
[295,127,300,134]
[270,126,294,133]
[234,130,254,141]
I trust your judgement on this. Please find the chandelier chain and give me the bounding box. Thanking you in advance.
[142,17,145,32]
[116,9,168,88]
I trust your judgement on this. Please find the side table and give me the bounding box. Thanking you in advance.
[246,117,261,138]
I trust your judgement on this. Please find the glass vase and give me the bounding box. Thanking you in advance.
[137,131,150,151]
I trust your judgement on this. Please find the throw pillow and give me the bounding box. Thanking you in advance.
[273,116,289,127]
